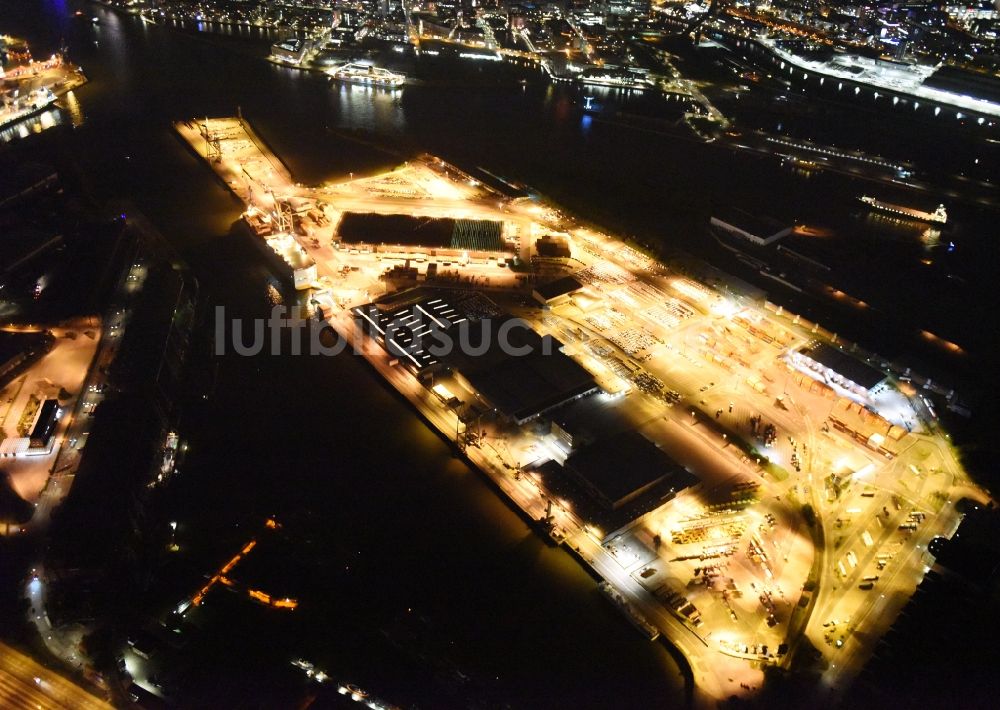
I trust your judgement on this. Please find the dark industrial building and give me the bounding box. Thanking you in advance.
[923,66,1000,107]
[534,235,572,259]
[793,341,887,396]
[353,291,599,423]
[532,275,583,307]
[338,213,504,252]
[710,207,792,246]
[564,430,696,511]
[28,398,60,449]
[450,325,598,424]
[550,392,633,450]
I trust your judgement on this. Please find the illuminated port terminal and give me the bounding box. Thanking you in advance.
[176,116,987,705]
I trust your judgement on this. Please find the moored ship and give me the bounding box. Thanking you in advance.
[577,69,657,91]
[0,88,57,130]
[860,195,948,224]
[328,62,404,88]
[242,207,317,290]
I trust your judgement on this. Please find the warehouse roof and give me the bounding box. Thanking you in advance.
[566,430,696,509]
[533,275,583,302]
[799,342,886,391]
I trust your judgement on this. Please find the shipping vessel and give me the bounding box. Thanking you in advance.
[328,63,404,88]
[577,68,657,91]
[0,88,57,130]
[242,207,317,290]
[860,196,948,224]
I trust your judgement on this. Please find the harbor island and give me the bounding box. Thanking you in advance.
[176,116,986,707]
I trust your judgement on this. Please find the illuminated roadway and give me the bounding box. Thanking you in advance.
[0,641,111,710]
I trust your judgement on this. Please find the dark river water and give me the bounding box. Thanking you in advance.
[2,0,998,707]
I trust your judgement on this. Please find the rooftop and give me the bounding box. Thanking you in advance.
[535,235,572,259]
[352,295,467,371]
[452,321,596,422]
[799,341,886,391]
[451,219,503,252]
[29,398,60,444]
[354,292,597,421]
[550,392,634,446]
[339,213,454,248]
[565,430,696,508]
[338,213,504,252]
[533,275,583,302]
[711,206,791,240]
[924,65,1000,106]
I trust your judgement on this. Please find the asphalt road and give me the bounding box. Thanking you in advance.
[0,641,111,710]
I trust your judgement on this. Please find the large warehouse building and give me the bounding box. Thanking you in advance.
[789,341,888,397]
[564,430,697,511]
[352,296,466,373]
[353,291,599,424]
[532,275,583,307]
[337,213,510,259]
[711,208,793,247]
[449,328,598,424]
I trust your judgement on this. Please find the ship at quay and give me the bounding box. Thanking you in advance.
[327,62,405,88]
[860,195,948,224]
